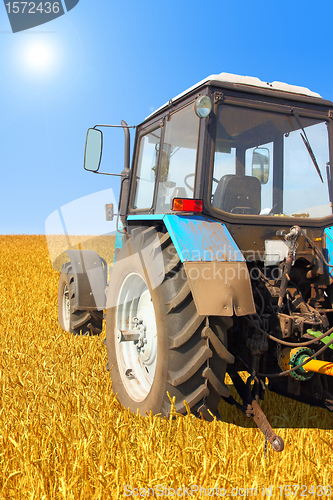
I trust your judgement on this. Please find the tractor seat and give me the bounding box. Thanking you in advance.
[212,174,261,215]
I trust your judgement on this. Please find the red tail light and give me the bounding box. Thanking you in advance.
[171,198,203,213]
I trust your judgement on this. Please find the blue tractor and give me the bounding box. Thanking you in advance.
[57,73,333,452]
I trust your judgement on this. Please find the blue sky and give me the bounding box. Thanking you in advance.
[1,0,333,234]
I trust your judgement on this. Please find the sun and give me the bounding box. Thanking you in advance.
[2,26,82,99]
[21,39,58,75]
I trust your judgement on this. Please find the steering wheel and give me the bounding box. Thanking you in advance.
[184,173,195,191]
[185,174,220,192]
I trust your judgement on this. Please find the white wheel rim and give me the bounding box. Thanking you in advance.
[115,272,158,402]
[62,283,71,331]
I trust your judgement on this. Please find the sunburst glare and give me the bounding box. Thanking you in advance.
[20,39,58,75]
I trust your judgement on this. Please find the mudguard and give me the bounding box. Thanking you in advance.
[62,250,107,311]
[127,214,256,317]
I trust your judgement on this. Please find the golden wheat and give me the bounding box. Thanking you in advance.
[0,235,332,499]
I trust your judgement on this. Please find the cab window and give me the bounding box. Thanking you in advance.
[155,104,200,213]
[132,127,161,210]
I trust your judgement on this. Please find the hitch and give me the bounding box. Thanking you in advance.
[224,370,284,453]
[246,399,284,452]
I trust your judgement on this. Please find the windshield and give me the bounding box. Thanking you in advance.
[211,104,331,218]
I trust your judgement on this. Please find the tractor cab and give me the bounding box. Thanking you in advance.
[126,73,332,230]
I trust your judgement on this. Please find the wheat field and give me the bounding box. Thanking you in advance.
[0,235,333,499]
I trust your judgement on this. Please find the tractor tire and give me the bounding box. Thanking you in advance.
[58,262,103,336]
[105,227,234,419]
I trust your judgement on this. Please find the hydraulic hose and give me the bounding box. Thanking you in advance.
[304,233,333,267]
[244,317,333,378]
[245,316,333,347]
[245,229,333,378]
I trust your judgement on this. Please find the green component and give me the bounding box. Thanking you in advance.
[289,347,315,381]
[306,329,333,350]
[296,354,314,375]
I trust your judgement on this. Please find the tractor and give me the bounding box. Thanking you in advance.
[56,73,333,452]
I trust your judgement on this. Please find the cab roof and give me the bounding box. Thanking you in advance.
[176,72,321,100]
[146,72,322,120]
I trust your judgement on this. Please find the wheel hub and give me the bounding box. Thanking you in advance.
[116,317,148,351]
[115,273,158,402]
[133,317,148,351]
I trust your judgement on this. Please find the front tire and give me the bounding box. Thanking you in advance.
[113,270,159,403]
[106,227,233,418]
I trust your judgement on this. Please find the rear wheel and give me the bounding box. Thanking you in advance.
[105,227,234,418]
[58,262,103,336]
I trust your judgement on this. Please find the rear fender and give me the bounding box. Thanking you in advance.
[63,250,107,311]
[163,215,255,317]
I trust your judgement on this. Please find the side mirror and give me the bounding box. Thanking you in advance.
[84,128,103,172]
[252,147,269,184]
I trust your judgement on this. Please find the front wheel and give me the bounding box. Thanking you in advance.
[105,227,233,418]
[113,271,159,402]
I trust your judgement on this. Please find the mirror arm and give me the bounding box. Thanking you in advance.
[91,121,134,176]
[86,122,134,228]
[93,124,135,129]
[121,120,131,172]
[119,120,132,227]
[92,171,129,177]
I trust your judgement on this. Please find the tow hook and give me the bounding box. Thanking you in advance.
[225,370,284,454]
[246,399,284,453]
